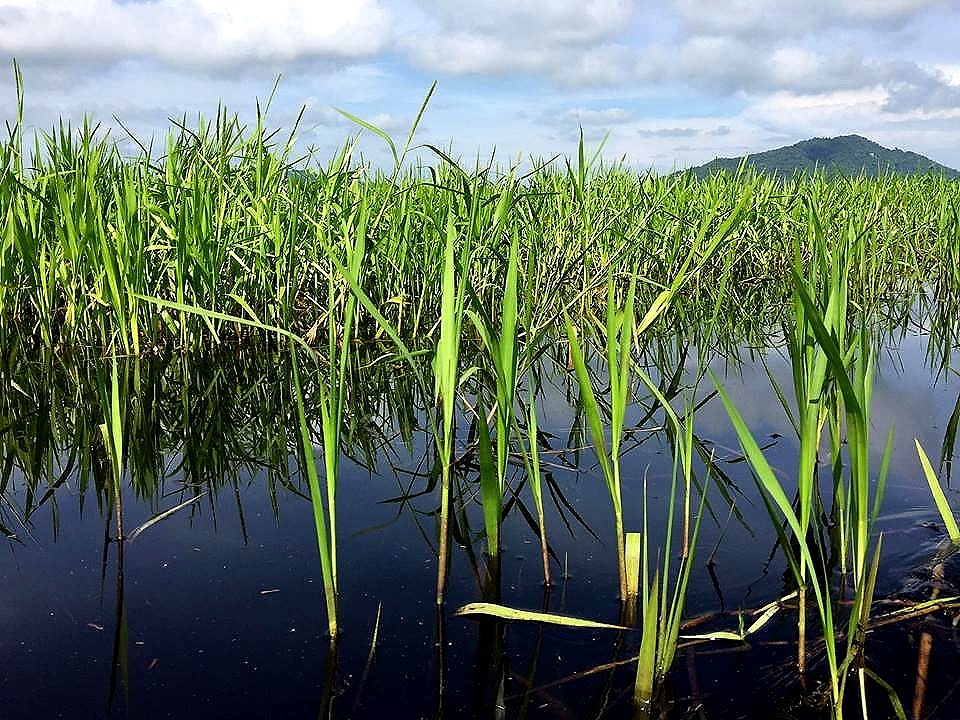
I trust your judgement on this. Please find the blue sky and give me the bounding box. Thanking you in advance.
[2,0,960,171]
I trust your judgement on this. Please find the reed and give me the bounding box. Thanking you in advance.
[563,273,635,602]
[713,220,897,718]
[462,176,521,563]
[632,401,707,712]
[433,209,470,603]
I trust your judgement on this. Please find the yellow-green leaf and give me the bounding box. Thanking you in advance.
[454,602,628,630]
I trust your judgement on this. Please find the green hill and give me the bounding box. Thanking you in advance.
[686,135,960,180]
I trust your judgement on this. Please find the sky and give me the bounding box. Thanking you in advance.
[2,0,960,172]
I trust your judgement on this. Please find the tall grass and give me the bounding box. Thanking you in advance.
[713,216,898,719]
[2,73,958,355]
[433,209,470,603]
[563,275,636,602]
[632,402,707,711]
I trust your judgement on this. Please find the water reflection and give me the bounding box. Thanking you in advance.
[0,298,958,718]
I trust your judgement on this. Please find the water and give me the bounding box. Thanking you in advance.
[1,327,958,719]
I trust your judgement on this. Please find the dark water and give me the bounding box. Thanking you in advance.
[1,329,959,719]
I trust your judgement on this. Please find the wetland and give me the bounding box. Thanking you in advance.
[2,82,960,718]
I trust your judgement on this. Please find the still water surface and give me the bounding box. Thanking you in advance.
[1,326,958,719]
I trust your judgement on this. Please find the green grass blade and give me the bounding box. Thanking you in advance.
[916,438,960,543]
[634,570,660,705]
[476,395,500,557]
[291,348,338,637]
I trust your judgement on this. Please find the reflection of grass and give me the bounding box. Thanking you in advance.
[2,316,958,717]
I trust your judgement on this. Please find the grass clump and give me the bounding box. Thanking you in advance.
[2,68,959,357]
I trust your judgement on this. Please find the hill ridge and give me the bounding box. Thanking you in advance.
[686,135,960,179]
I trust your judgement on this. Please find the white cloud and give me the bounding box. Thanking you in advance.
[769,47,822,86]
[409,0,632,43]
[1,0,959,174]
[399,33,518,75]
[839,0,948,22]
[0,1,391,66]
[398,32,636,87]
[932,64,960,85]
[670,0,950,36]
[747,89,889,123]
[560,44,637,86]
[397,0,635,82]
[669,0,771,35]
[561,107,633,124]
[630,35,960,112]
[636,126,698,138]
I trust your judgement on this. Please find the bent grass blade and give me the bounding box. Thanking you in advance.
[454,602,629,630]
[127,493,205,543]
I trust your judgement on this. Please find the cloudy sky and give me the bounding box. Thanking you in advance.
[2,0,959,171]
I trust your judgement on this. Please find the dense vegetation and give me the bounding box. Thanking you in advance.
[687,134,960,180]
[2,110,959,357]
[4,77,960,718]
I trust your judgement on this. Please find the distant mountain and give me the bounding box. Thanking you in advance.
[685,135,960,180]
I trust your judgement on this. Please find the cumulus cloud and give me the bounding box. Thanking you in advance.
[1,0,958,173]
[629,33,960,116]
[409,0,632,44]
[881,63,960,113]
[0,1,391,66]
[669,0,950,37]
[838,0,949,23]
[740,88,890,144]
[390,0,959,106]
[935,65,960,85]
[396,0,636,85]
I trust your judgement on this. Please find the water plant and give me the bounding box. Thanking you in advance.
[713,218,897,718]
[433,208,471,602]
[632,403,707,711]
[563,273,637,602]
[468,215,520,563]
[3,66,958,357]
[520,391,550,585]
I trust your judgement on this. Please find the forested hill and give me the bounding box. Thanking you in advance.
[686,135,960,179]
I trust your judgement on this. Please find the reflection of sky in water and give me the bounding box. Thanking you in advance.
[1,328,958,718]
